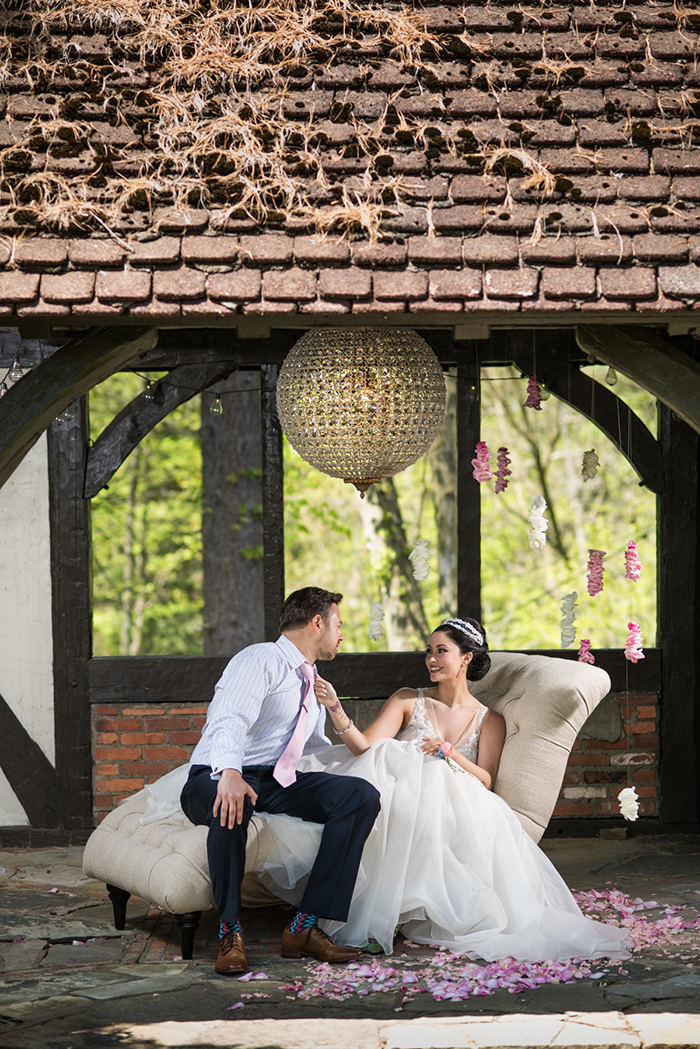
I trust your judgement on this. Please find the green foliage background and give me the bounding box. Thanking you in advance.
[90,366,656,656]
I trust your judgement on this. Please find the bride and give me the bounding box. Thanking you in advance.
[255,616,631,962]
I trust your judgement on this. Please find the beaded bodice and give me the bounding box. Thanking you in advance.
[397,688,488,763]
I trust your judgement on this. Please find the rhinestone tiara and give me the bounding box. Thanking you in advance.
[441,618,484,646]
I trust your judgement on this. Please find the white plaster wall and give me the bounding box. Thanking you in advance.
[0,436,54,826]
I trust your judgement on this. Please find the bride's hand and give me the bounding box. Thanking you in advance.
[314,675,339,709]
[421,735,444,756]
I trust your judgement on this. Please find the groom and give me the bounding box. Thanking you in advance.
[181,586,381,974]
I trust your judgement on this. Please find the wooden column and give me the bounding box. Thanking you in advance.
[658,406,700,823]
[260,364,285,642]
[457,355,481,622]
[48,397,93,829]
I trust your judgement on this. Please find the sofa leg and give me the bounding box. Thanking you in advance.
[174,911,201,960]
[106,884,131,930]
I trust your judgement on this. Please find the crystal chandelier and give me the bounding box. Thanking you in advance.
[276,328,447,495]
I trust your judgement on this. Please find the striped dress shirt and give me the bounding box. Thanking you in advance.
[188,634,331,778]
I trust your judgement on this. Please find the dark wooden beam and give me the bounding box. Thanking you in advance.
[457,357,482,621]
[507,349,664,494]
[0,334,65,368]
[657,406,700,823]
[89,648,661,704]
[84,360,241,498]
[576,324,700,435]
[0,326,157,490]
[48,398,94,830]
[0,693,56,826]
[261,364,285,641]
[135,330,299,370]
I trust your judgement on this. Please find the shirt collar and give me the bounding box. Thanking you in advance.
[276,634,313,671]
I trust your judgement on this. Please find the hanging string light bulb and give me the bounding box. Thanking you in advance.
[466,381,479,404]
[144,380,154,401]
[0,381,7,398]
[539,382,551,401]
[210,395,223,416]
[605,366,618,386]
[7,358,23,383]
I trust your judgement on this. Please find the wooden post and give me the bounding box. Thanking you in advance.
[457,355,481,622]
[260,364,285,642]
[48,397,94,829]
[658,406,700,822]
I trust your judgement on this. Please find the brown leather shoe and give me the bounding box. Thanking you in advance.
[215,929,248,974]
[281,924,362,962]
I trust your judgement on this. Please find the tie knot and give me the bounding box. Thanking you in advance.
[301,662,315,683]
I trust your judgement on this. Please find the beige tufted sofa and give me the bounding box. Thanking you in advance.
[83,651,611,958]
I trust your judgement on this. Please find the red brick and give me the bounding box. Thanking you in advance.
[120,732,166,745]
[552,802,593,816]
[563,770,580,785]
[450,175,506,204]
[633,733,659,747]
[429,269,482,300]
[633,770,655,783]
[0,272,39,304]
[96,705,119,715]
[96,777,144,792]
[567,753,605,766]
[520,238,577,266]
[96,763,119,776]
[97,732,118,745]
[351,242,408,267]
[69,239,126,268]
[194,716,206,728]
[658,265,700,299]
[170,731,201,745]
[97,717,142,732]
[373,270,428,301]
[628,721,655,734]
[123,707,164,716]
[95,747,141,761]
[636,705,657,718]
[635,785,657,798]
[144,746,192,760]
[293,236,350,266]
[583,770,626,784]
[542,267,597,299]
[598,267,657,301]
[239,235,293,265]
[172,705,209,715]
[94,795,115,810]
[484,267,539,300]
[15,239,68,269]
[96,269,152,304]
[208,270,262,302]
[129,238,181,265]
[578,235,633,265]
[318,267,372,300]
[408,238,462,265]
[42,270,95,305]
[586,739,628,750]
[122,761,171,777]
[181,236,239,264]
[262,268,316,302]
[463,236,519,267]
[143,716,189,731]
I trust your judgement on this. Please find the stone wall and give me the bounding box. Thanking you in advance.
[92,691,659,825]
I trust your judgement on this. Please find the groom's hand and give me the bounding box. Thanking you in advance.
[213,769,258,829]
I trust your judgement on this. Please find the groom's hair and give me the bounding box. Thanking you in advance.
[280,587,343,632]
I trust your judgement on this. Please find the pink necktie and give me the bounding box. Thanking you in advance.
[273,663,315,788]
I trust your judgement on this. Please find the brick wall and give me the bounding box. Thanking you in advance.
[553,693,659,819]
[92,692,660,824]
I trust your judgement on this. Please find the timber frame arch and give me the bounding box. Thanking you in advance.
[0,322,698,841]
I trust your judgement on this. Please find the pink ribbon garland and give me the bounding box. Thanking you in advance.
[524,375,542,410]
[625,540,642,581]
[624,622,645,663]
[495,446,511,493]
[578,639,595,664]
[586,549,606,596]
[471,441,493,483]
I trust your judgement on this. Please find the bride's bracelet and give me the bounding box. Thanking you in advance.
[334,719,354,736]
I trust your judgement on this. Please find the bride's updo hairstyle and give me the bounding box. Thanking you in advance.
[435,617,491,681]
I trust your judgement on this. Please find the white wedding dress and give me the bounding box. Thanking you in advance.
[255,690,631,962]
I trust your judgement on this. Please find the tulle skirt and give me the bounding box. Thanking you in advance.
[256,738,631,962]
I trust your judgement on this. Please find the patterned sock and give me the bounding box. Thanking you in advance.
[219,919,242,939]
[288,910,318,934]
